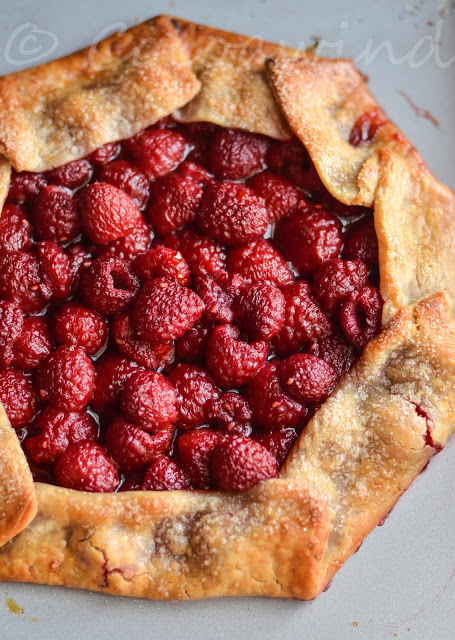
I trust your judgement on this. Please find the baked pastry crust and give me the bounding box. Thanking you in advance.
[0,16,201,172]
[0,15,454,601]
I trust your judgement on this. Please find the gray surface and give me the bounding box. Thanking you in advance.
[1,1,455,638]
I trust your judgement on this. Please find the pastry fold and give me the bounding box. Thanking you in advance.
[0,16,200,172]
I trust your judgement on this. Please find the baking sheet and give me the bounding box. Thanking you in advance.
[0,1,454,638]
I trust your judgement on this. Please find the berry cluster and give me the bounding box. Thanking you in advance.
[1,118,383,493]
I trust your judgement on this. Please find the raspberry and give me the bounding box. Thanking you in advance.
[266,137,308,172]
[141,455,191,490]
[177,429,222,489]
[120,371,177,432]
[79,255,140,316]
[276,354,338,404]
[90,354,143,415]
[214,392,252,436]
[97,160,149,209]
[12,316,53,372]
[206,325,268,389]
[339,286,383,349]
[90,141,121,165]
[93,216,152,261]
[177,161,213,184]
[254,427,298,467]
[197,181,268,246]
[0,300,23,367]
[311,258,369,313]
[55,441,119,492]
[132,278,204,343]
[308,332,356,376]
[321,190,371,219]
[285,162,324,191]
[274,204,343,278]
[79,182,142,244]
[132,246,190,286]
[27,461,54,484]
[67,243,92,292]
[0,368,38,428]
[272,281,334,356]
[46,158,92,189]
[343,217,378,265]
[125,128,187,179]
[118,473,144,492]
[53,302,108,355]
[32,185,81,242]
[0,204,32,251]
[194,275,234,324]
[233,283,285,341]
[247,170,301,221]
[24,407,98,464]
[211,436,278,490]
[0,249,49,313]
[169,364,220,430]
[245,362,305,430]
[181,121,216,143]
[37,241,72,300]
[7,170,47,204]
[174,228,226,277]
[349,107,387,147]
[147,173,203,234]
[226,239,293,288]
[175,321,212,363]
[207,128,268,179]
[36,345,95,412]
[105,417,173,473]
[112,312,174,370]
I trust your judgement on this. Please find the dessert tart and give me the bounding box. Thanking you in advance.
[0,15,454,601]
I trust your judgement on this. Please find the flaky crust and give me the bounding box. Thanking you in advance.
[374,149,455,321]
[266,56,426,207]
[0,16,200,172]
[172,18,302,140]
[0,16,454,601]
[282,293,455,582]
[0,405,37,547]
[0,478,330,600]
[0,157,11,211]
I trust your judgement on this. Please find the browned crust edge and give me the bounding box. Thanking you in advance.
[0,404,37,547]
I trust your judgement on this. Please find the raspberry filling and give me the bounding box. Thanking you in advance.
[1,119,383,493]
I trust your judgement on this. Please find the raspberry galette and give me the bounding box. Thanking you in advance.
[0,15,454,601]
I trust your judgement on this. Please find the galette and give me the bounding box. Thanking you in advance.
[0,15,454,601]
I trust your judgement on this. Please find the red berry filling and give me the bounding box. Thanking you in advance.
[207,128,268,180]
[0,119,383,493]
[147,173,203,234]
[197,181,268,246]
[32,186,80,243]
[211,436,278,490]
[0,204,32,252]
[80,182,142,244]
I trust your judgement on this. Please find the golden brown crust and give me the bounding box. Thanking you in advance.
[0,15,455,602]
[0,16,201,172]
[266,56,426,207]
[0,405,37,547]
[0,479,330,600]
[374,149,455,321]
[172,18,302,140]
[0,157,11,211]
[281,293,455,583]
